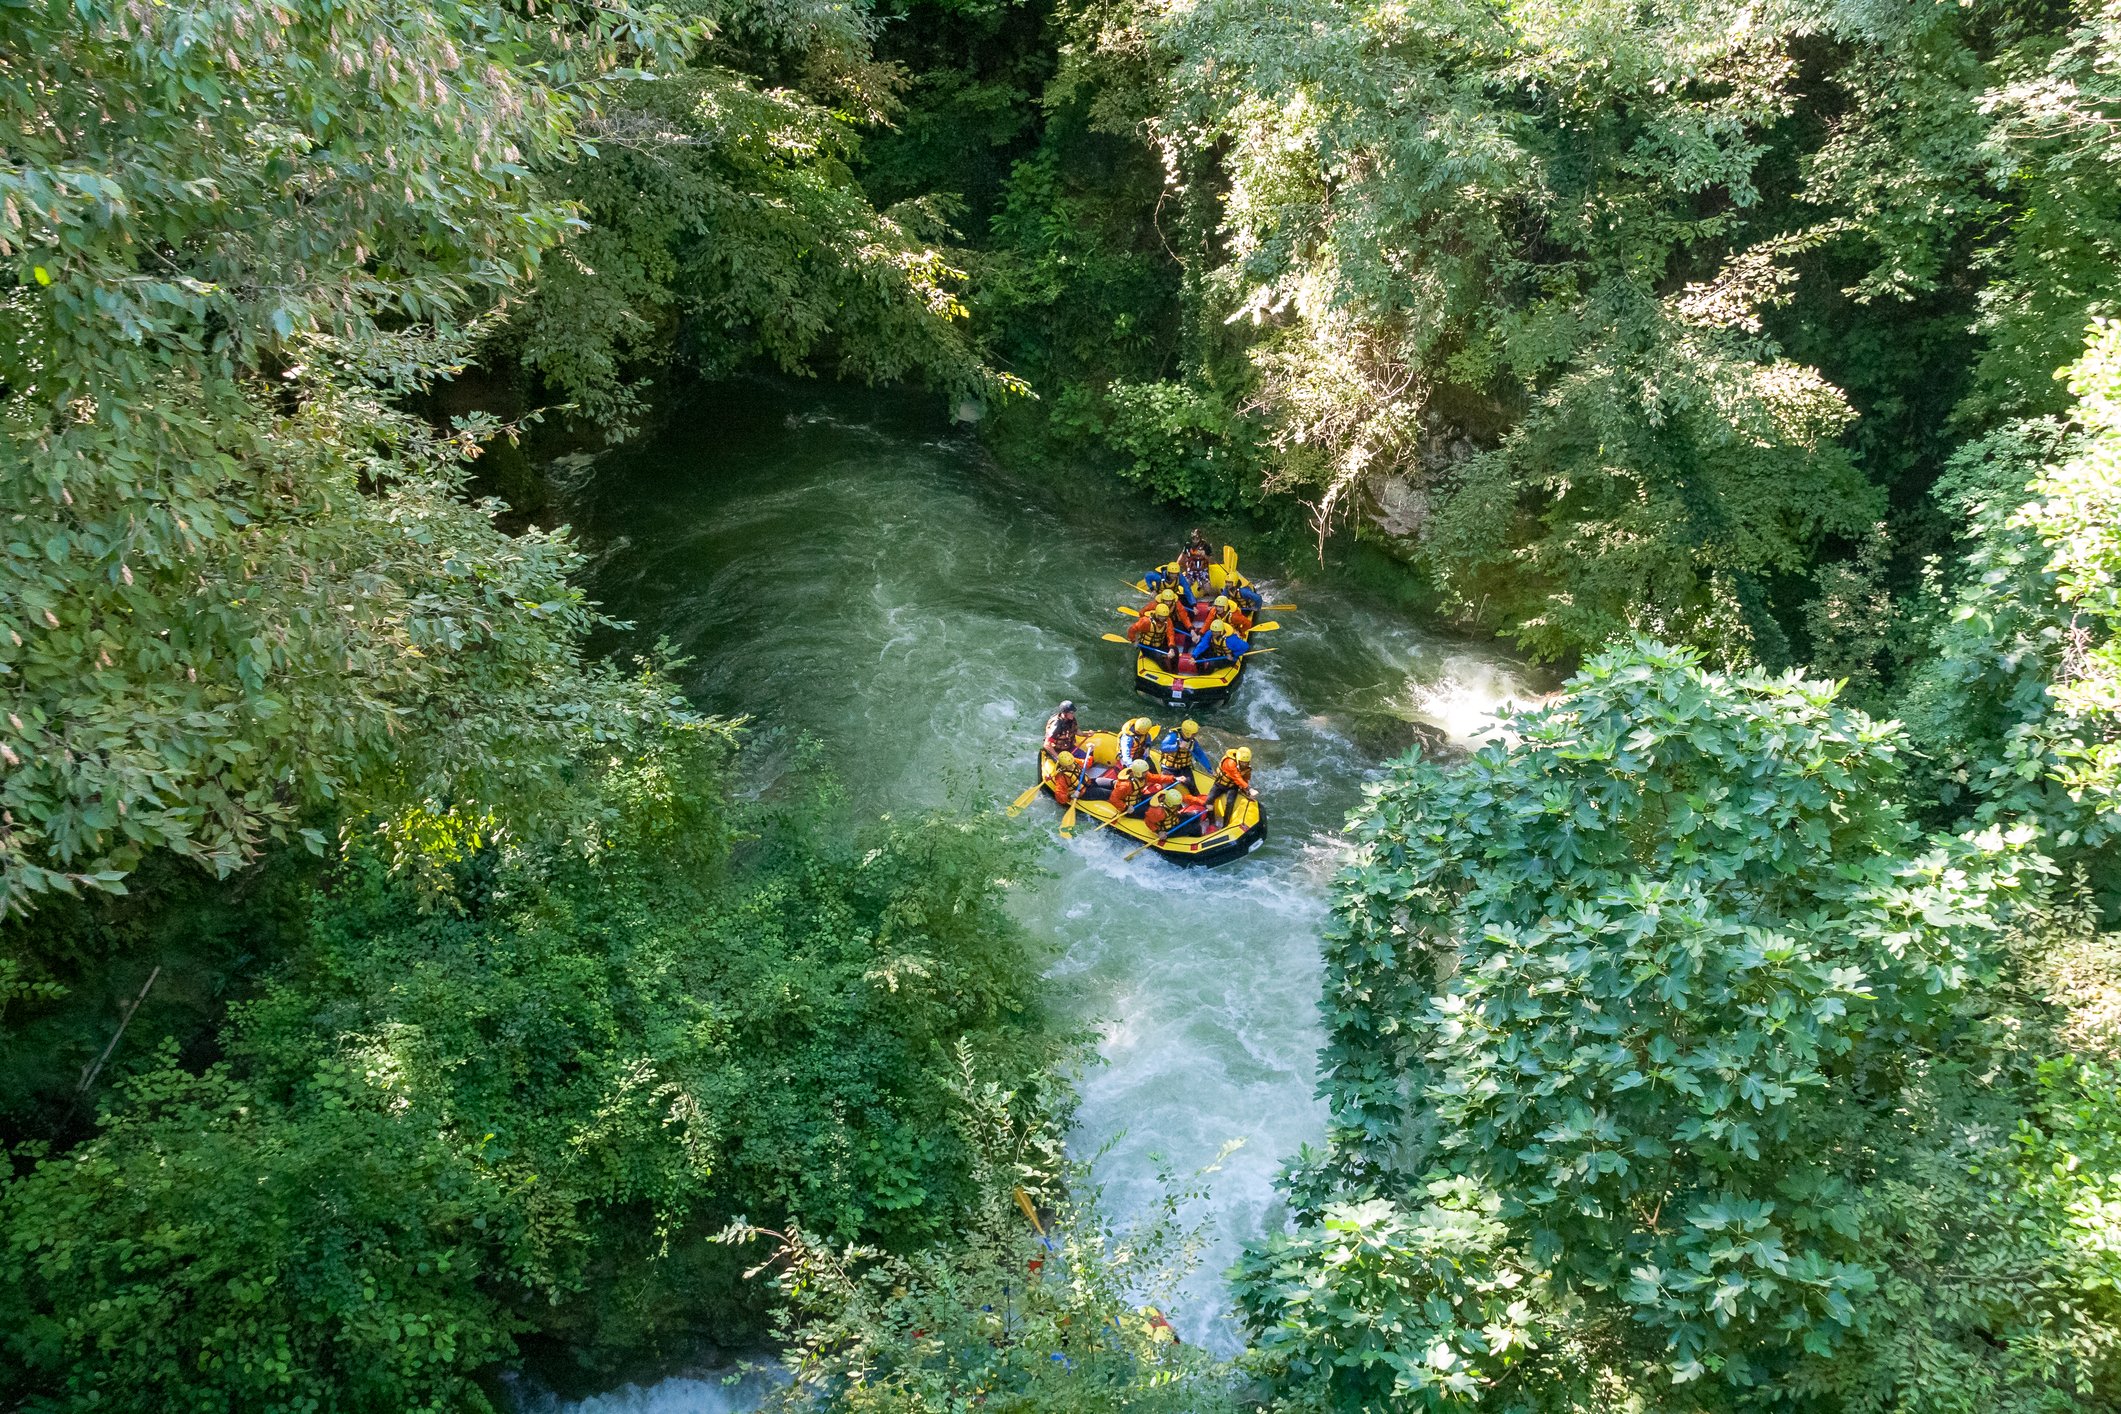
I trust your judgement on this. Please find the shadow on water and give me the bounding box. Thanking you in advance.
[542,378,1548,1402]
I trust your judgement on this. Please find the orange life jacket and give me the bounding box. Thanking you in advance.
[1129,614,1173,649]
[1217,756,1251,791]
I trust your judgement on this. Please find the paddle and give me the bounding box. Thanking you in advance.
[1101,631,1180,669]
[1223,545,1238,576]
[1266,603,1297,612]
[1193,646,1278,668]
[1250,621,1281,633]
[1005,780,1044,817]
[1123,802,1218,862]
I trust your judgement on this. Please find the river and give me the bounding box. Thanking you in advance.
[543,382,1538,1408]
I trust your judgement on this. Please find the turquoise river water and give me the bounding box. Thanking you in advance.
[537,383,1541,1411]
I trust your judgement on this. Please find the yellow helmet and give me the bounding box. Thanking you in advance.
[1133,717,1154,734]
[1213,596,1234,611]
[1128,758,1150,777]
[1210,619,1230,635]
[1236,747,1252,764]
[1180,719,1199,738]
[1160,788,1182,807]
[1153,603,1171,619]
[1157,589,1179,605]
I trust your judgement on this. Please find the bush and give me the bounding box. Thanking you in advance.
[1,760,1066,1411]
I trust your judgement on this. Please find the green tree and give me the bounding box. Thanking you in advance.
[502,0,1026,436]
[1,750,1066,1410]
[1245,642,2043,1403]
[0,0,701,911]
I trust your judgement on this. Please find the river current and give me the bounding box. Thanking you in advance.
[545,382,1539,1408]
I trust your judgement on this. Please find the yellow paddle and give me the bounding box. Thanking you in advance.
[1006,780,1044,816]
[1250,621,1281,633]
[1222,545,1239,576]
[1086,804,1139,838]
[1100,632,1136,645]
[1267,603,1297,612]
[1123,802,1217,862]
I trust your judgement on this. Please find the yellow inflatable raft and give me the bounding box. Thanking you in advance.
[1037,730,1265,866]
[1126,549,1260,707]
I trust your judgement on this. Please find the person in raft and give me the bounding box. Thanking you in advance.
[1142,785,1213,837]
[1044,700,1082,758]
[1189,617,1250,668]
[1116,716,1160,768]
[1178,530,1212,583]
[1048,750,1087,804]
[1210,745,1257,821]
[1103,758,1154,813]
[1213,593,1254,636]
[1125,601,1180,665]
[1149,719,1204,775]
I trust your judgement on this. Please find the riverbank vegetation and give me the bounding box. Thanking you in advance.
[4,0,2119,1406]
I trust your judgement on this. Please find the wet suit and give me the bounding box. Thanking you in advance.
[1209,754,1253,821]
[1044,712,1080,757]
[1192,628,1249,668]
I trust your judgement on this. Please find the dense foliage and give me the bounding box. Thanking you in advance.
[729,1062,1241,1413]
[8,0,2121,1402]
[1239,642,2121,1410]
[1,756,1064,1410]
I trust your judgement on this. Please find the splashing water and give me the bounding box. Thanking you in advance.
[551,383,1537,1400]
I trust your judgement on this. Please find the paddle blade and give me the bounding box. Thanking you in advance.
[1101,632,1136,645]
[1223,545,1238,574]
[1058,801,1079,838]
[1251,621,1281,633]
[1116,606,1143,617]
[1005,781,1044,816]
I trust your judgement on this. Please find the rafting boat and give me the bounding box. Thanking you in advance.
[1037,730,1266,866]
[1125,548,1260,707]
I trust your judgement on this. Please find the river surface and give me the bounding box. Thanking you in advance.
[550,382,1538,1405]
